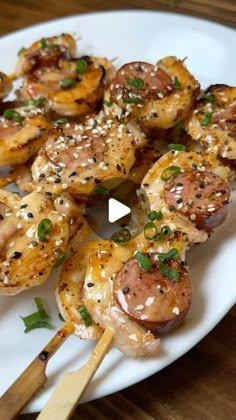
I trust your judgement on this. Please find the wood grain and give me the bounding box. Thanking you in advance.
[0,1,235,419]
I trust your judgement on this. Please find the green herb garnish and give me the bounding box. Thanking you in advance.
[201,93,215,103]
[20,297,51,333]
[148,210,163,221]
[104,97,113,107]
[93,186,109,195]
[59,78,77,88]
[201,111,212,127]
[54,252,69,268]
[155,226,172,241]
[37,218,53,241]
[161,166,181,181]
[135,252,153,272]
[159,262,179,281]
[18,47,26,56]
[55,117,68,125]
[168,143,186,151]
[173,76,181,89]
[78,306,92,327]
[111,228,131,245]
[123,96,141,104]
[158,248,179,262]
[126,76,144,89]
[76,58,88,74]
[3,108,24,123]
[144,222,158,240]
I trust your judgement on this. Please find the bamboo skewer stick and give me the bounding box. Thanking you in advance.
[37,328,114,420]
[0,322,74,419]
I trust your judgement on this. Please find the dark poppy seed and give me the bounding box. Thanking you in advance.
[31,241,38,247]
[176,198,183,204]
[59,199,64,205]
[0,214,4,220]
[122,286,130,294]
[20,204,28,209]
[116,164,121,171]
[54,178,61,183]
[27,212,34,218]
[192,163,197,169]
[199,182,205,189]
[176,182,183,186]
[45,192,52,196]
[11,251,22,259]
[39,173,46,178]
[169,205,175,211]
[87,282,94,288]
[195,193,202,198]
[68,171,77,177]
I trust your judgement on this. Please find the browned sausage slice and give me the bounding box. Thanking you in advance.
[163,169,230,231]
[114,255,191,334]
[111,61,172,101]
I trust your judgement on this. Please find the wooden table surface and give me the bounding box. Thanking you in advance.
[0,1,235,419]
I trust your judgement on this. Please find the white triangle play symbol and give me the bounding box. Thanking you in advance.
[108,198,131,223]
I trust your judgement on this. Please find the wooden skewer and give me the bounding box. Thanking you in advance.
[37,328,114,420]
[0,322,74,419]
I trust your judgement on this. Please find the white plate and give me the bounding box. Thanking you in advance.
[0,10,236,414]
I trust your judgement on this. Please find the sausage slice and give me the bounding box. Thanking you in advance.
[114,255,191,334]
[111,61,172,101]
[164,169,230,231]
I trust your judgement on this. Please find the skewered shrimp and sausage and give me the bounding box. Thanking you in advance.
[186,84,236,160]
[0,31,234,360]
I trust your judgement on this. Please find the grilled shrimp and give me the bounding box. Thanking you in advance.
[14,34,76,77]
[186,85,236,160]
[32,112,136,197]
[142,150,230,242]
[0,103,50,166]
[0,72,12,100]
[57,221,190,356]
[19,55,114,116]
[0,163,34,193]
[0,189,69,295]
[106,56,199,128]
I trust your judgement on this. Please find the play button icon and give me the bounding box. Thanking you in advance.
[85,177,150,240]
[108,198,131,223]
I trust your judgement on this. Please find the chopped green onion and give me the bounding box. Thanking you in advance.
[123,96,141,104]
[54,252,69,268]
[144,222,158,240]
[59,78,77,88]
[160,262,179,281]
[126,76,144,89]
[111,228,131,244]
[58,313,65,322]
[135,252,153,272]
[40,38,47,49]
[47,43,59,50]
[3,108,24,123]
[201,93,215,103]
[154,225,172,241]
[93,185,109,195]
[78,306,92,327]
[104,97,113,107]
[201,111,212,127]
[76,58,88,74]
[20,297,51,333]
[161,166,181,181]
[18,47,26,56]
[32,97,44,108]
[55,117,68,125]
[148,210,163,221]
[173,76,182,89]
[168,143,186,151]
[37,218,53,241]
[158,248,179,262]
